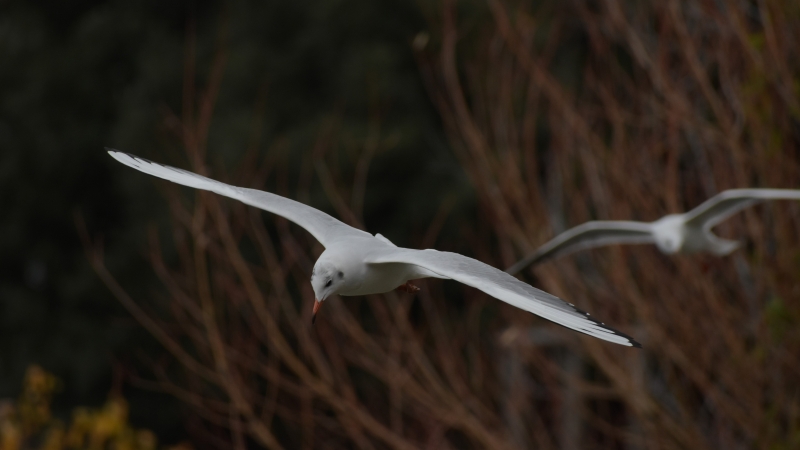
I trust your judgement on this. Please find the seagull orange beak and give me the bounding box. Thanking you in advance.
[312,299,322,324]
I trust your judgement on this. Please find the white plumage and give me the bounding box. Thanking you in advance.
[507,189,800,274]
[108,149,640,347]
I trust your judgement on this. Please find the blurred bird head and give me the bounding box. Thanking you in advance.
[653,215,686,254]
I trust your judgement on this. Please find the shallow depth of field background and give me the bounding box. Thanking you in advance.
[1,0,799,448]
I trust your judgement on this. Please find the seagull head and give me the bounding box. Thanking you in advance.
[310,258,346,323]
[652,214,686,254]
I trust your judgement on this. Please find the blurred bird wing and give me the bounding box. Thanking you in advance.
[108,150,372,247]
[366,247,641,347]
[684,188,800,230]
[505,221,655,275]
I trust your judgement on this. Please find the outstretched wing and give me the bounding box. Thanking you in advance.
[684,188,800,230]
[366,248,641,347]
[506,221,655,275]
[108,150,371,247]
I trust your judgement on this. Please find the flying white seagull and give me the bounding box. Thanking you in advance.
[108,149,640,347]
[507,189,800,275]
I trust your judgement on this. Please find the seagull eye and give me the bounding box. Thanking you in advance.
[325,280,332,288]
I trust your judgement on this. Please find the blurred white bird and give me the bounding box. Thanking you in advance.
[108,149,640,347]
[507,189,800,275]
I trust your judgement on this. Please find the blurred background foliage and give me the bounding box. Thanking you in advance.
[2,0,800,448]
[0,0,467,445]
[0,365,191,450]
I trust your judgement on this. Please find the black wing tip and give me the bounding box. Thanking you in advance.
[599,322,642,348]
[572,304,642,348]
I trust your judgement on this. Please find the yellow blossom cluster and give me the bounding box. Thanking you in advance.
[0,366,190,450]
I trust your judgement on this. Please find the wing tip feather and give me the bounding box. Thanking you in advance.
[571,304,642,348]
[106,148,146,168]
[594,323,642,348]
[106,148,190,179]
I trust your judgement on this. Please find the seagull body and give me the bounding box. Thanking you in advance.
[507,189,800,274]
[108,149,640,347]
[314,237,443,297]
